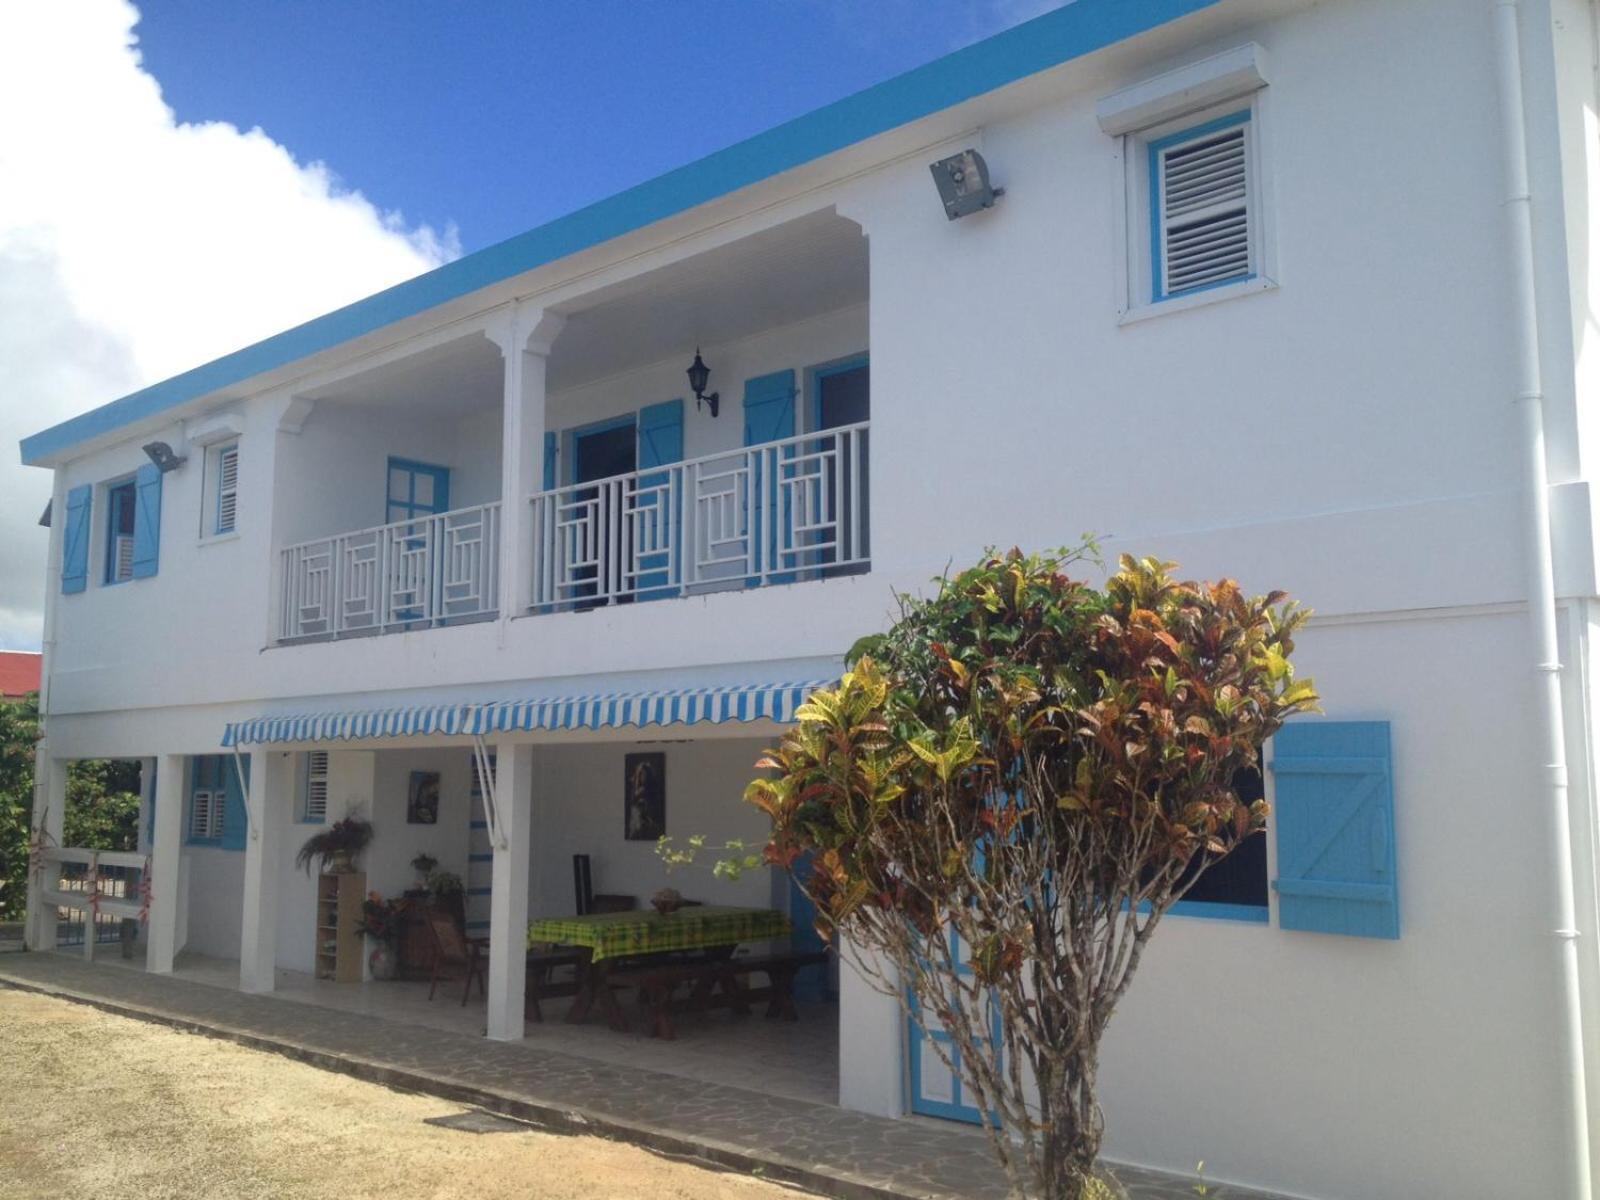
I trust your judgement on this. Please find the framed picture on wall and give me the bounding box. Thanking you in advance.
[624,752,665,841]
[407,770,440,825]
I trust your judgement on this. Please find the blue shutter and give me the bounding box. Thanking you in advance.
[61,484,92,594]
[131,462,162,579]
[543,431,558,492]
[742,370,796,585]
[1270,721,1398,939]
[221,755,250,851]
[636,399,684,601]
[907,929,1002,1124]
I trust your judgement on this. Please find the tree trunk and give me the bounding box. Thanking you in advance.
[1037,1044,1103,1198]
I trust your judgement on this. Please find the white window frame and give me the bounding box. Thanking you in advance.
[101,476,138,586]
[299,751,330,824]
[1104,56,1276,324]
[190,788,223,841]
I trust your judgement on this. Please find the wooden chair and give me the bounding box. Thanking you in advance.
[426,913,487,1005]
[573,853,636,915]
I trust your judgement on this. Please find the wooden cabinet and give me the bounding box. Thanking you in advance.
[315,871,366,983]
[397,894,466,980]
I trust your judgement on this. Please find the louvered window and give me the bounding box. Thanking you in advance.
[215,444,239,534]
[104,480,136,584]
[302,751,329,823]
[189,756,226,842]
[1151,112,1253,300]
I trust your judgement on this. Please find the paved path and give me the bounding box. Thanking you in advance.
[0,952,1285,1200]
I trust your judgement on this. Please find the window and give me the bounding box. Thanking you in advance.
[104,480,136,584]
[1170,756,1269,921]
[300,751,329,823]
[188,755,227,843]
[1149,111,1253,300]
[214,443,239,534]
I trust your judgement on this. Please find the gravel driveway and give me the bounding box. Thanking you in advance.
[0,989,807,1200]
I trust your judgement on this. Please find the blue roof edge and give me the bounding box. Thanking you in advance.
[20,0,1217,466]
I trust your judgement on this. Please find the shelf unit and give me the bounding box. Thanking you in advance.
[315,871,366,983]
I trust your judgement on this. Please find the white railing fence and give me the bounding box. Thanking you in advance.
[39,848,146,957]
[530,421,869,612]
[279,501,501,641]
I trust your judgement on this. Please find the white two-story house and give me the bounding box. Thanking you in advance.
[18,1,1600,1196]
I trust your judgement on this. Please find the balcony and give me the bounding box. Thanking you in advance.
[530,422,869,610]
[279,502,501,642]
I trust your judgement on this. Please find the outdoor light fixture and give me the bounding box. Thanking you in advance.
[38,500,51,529]
[929,149,1004,220]
[141,441,187,473]
[686,348,719,417]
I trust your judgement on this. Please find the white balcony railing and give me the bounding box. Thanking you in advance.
[279,501,501,641]
[529,421,869,611]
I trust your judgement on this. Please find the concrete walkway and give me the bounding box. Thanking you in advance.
[0,951,1286,1200]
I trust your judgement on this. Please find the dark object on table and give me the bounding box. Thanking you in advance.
[651,887,683,916]
[425,913,486,1004]
[572,853,636,915]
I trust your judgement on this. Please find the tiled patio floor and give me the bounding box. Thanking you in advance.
[0,950,1292,1200]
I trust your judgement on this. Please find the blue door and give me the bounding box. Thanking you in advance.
[907,930,1001,1124]
[386,458,450,621]
[786,852,831,1003]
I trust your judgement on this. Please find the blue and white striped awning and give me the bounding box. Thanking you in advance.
[221,678,833,748]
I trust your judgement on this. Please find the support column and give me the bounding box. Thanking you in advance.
[145,754,186,974]
[23,747,65,951]
[488,307,565,621]
[239,749,288,993]
[485,741,533,1041]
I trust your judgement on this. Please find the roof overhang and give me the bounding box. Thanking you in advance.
[20,0,1222,468]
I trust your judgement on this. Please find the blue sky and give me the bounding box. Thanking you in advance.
[135,0,1056,252]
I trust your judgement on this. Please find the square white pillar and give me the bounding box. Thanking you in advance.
[23,748,65,952]
[485,741,533,1041]
[489,308,564,620]
[838,937,906,1117]
[145,754,186,974]
[239,749,289,993]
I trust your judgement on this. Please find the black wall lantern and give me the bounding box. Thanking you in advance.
[687,348,719,418]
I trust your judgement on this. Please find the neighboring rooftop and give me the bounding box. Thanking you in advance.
[0,652,41,700]
[18,0,1218,468]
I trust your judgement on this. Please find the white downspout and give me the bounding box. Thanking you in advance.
[1493,3,1594,1196]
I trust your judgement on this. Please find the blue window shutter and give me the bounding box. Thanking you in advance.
[742,370,796,585]
[221,755,250,851]
[131,462,162,579]
[637,399,684,601]
[1271,721,1398,939]
[61,484,92,594]
[543,431,558,492]
[742,370,796,447]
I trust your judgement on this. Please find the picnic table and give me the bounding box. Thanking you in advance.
[527,905,793,1031]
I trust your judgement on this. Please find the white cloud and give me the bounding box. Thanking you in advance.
[0,0,456,649]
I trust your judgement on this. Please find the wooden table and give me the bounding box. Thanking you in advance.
[527,906,792,1031]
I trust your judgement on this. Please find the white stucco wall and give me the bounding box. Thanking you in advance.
[29,1,1600,1197]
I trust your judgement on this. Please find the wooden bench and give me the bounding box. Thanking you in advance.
[524,947,586,1022]
[614,949,830,1040]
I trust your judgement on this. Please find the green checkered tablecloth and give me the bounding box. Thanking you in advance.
[527,905,791,961]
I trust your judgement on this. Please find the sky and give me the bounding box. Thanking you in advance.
[0,0,1058,651]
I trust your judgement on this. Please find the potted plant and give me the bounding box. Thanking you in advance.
[408,852,438,898]
[294,815,374,875]
[355,892,405,980]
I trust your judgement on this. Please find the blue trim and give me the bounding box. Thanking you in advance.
[466,886,492,897]
[808,354,870,432]
[464,920,490,930]
[469,820,488,829]
[467,853,493,863]
[1170,900,1269,924]
[1127,897,1269,925]
[1148,108,1252,303]
[19,0,1218,466]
